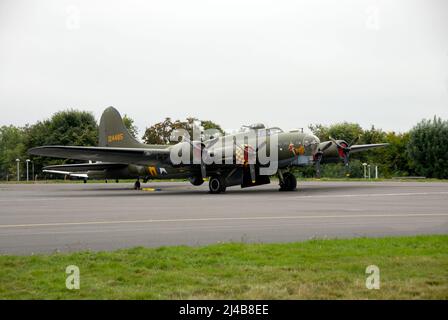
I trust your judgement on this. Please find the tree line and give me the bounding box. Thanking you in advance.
[304,116,447,179]
[0,110,447,180]
[0,110,224,181]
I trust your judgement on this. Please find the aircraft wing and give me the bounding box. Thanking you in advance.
[29,146,171,165]
[349,143,389,153]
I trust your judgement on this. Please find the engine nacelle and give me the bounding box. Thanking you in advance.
[189,176,205,186]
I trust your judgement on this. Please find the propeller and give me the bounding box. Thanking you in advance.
[183,136,220,179]
[233,136,257,183]
[329,136,360,175]
[314,141,332,178]
[200,138,221,178]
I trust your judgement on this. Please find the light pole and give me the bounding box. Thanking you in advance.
[26,159,30,182]
[362,163,367,179]
[16,159,20,181]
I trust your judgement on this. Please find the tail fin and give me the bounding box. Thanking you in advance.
[99,107,145,148]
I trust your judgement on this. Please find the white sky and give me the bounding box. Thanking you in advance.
[0,0,447,135]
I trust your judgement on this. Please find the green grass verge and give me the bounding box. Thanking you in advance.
[0,235,447,300]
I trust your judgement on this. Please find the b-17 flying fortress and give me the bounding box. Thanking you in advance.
[30,107,388,193]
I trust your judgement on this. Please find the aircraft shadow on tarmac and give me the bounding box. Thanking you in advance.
[51,183,382,198]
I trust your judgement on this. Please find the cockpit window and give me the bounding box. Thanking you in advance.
[239,124,284,136]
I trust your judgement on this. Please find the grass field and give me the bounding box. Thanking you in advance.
[0,235,447,300]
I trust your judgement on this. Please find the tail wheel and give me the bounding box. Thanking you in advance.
[279,172,297,191]
[134,180,141,190]
[209,176,226,194]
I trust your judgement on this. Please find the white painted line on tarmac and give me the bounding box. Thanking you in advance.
[1,191,448,203]
[0,213,447,229]
[299,191,448,198]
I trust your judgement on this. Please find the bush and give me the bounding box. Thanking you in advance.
[407,117,448,179]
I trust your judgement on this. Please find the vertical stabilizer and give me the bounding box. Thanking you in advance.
[99,107,145,148]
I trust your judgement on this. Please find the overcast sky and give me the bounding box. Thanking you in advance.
[1,0,447,136]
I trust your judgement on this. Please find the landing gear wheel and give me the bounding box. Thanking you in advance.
[134,180,141,190]
[279,172,297,191]
[209,176,226,194]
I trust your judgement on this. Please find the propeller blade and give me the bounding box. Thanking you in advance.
[256,140,267,152]
[250,164,256,183]
[183,138,208,179]
[329,136,343,149]
[315,154,322,178]
[329,136,359,177]
[233,137,258,182]
[320,141,333,152]
[348,136,360,147]
[312,141,332,179]
[201,163,207,179]
[204,137,220,149]
[344,153,350,166]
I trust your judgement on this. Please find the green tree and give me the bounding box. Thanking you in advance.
[362,125,386,144]
[0,125,26,180]
[142,118,224,145]
[44,110,98,146]
[142,117,176,145]
[122,115,139,139]
[365,131,413,177]
[23,109,99,177]
[407,116,448,179]
[201,120,225,140]
[309,122,364,144]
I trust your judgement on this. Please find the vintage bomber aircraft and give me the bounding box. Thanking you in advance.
[29,107,388,193]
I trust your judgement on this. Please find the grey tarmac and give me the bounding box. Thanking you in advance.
[0,181,447,254]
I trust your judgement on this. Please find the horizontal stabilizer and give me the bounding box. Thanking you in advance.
[43,170,88,179]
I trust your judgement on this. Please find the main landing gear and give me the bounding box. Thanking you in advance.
[209,176,226,194]
[134,179,141,190]
[279,172,297,191]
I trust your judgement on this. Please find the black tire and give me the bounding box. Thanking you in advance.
[134,181,141,190]
[280,173,297,191]
[209,176,226,194]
